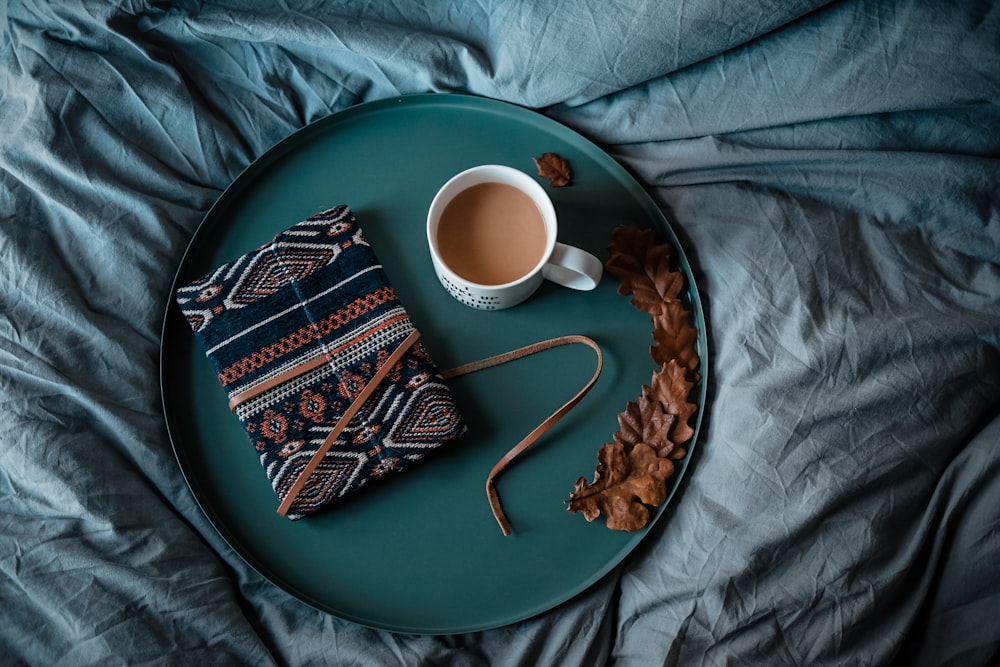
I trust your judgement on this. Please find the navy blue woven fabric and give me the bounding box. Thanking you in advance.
[176,205,465,518]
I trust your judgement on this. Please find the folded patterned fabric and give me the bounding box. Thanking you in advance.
[175,205,466,519]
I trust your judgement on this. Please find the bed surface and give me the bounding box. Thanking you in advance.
[2,1,998,664]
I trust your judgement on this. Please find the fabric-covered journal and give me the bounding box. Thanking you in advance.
[175,205,467,519]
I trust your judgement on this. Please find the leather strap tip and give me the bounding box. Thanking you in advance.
[487,481,512,536]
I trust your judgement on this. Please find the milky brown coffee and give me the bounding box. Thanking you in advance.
[436,182,548,285]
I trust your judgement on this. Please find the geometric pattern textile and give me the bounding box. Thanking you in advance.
[176,205,466,518]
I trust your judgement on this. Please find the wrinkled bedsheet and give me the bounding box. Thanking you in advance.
[2,1,999,664]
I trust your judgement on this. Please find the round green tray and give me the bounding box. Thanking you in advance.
[161,94,706,634]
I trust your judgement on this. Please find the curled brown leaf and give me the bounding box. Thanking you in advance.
[567,442,675,532]
[614,395,678,458]
[605,225,682,315]
[651,301,700,373]
[644,359,698,446]
[533,152,571,187]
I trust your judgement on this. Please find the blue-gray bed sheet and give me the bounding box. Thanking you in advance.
[2,1,999,665]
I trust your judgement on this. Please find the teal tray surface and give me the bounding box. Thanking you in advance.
[161,94,706,634]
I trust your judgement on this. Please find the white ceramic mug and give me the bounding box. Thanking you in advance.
[426,165,603,310]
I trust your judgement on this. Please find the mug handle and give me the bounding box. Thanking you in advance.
[541,242,603,291]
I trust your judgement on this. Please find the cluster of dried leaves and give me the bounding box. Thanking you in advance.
[567,225,700,532]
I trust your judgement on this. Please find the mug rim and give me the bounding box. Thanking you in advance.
[426,164,557,290]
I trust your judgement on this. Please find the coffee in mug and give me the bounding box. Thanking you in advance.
[427,165,603,310]
[435,182,547,286]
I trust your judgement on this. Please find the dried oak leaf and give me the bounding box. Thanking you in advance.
[644,359,698,446]
[567,442,675,532]
[605,225,683,315]
[651,301,700,373]
[613,395,678,458]
[533,152,571,187]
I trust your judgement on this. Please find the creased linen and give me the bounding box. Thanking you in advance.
[1,1,998,664]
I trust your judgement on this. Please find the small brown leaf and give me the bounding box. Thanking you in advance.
[643,359,698,446]
[613,395,678,458]
[533,152,571,187]
[605,226,682,315]
[567,442,675,532]
[650,301,700,372]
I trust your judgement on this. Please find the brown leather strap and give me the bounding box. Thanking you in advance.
[228,352,331,412]
[443,335,603,536]
[228,314,411,411]
[276,329,422,516]
[262,329,601,529]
